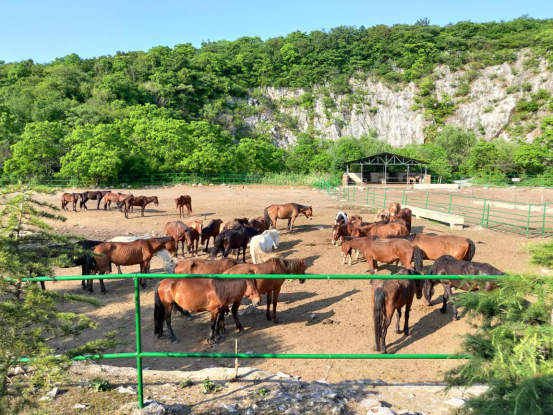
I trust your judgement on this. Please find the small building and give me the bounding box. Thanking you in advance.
[344,152,429,186]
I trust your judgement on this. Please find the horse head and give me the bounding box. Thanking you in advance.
[245,279,261,306]
[304,207,313,220]
[422,280,436,305]
[153,196,159,206]
[331,225,340,245]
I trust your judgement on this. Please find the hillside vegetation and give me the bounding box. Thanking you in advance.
[1,17,553,182]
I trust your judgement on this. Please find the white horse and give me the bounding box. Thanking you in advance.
[108,235,176,273]
[335,211,348,225]
[250,230,280,264]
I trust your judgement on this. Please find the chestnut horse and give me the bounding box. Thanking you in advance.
[122,196,159,218]
[391,234,475,262]
[104,192,133,210]
[91,236,174,293]
[248,217,268,233]
[154,277,261,344]
[389,202,401,220]
[332,223,350,246]
[374,209,390,222]
[186,220,203,233]
[351,221,409,238]
[211,226,260,261]
[200,219,223,253]
[164,221,190,258]
[224,257,306,323]
[81,190,111,210]
[61,193,81,212]
[423,255,503,320]
[341,236,423,273]
[372,269,424,354]
[175,195,192,218]
[264,203,313,232]
[391,208,412,233]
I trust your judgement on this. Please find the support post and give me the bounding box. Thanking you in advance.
[448,195,453,213]
[406,164,410,187]
[526,204,531,238]
[134,276,144,408]
[543,203,547,238]
[384,163,387,186]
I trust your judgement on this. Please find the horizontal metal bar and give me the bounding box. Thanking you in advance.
[21,274,502,282]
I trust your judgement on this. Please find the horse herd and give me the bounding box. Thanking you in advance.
[52,192,503,353]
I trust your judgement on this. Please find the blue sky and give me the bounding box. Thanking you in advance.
[0,0,551,63]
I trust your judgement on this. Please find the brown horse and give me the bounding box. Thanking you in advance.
[391,208,412,233]
[61,193,81,212]
[81,190,111,210]
[351,221,409,238]
[186,219,203,232]
[374,209,390,222]
[200,219,223,253]
[104,192,133,210]
[175,258,240,275]
[224,257,306,323]
[331,223,350,245]
[248,217,268,233]
[186,228,200,257]
[372,269,424,354]
[341,236,423,273]
[264,203,313,232]
[349,214,363,223]
[391,234,475,262]
[389,202,401,220]
[91,236,174,292]
[154,277,261,344]
[423,255,503,320]
[122,196,159,218]
[175,195,192,218]
[221,218,249,232]
[164,221,190,258]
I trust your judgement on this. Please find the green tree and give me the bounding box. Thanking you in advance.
[434,126,477,174]
[3,122,66,179]
[235,137,285,173]
[0,186,114,414]
[286,134,317,173]
[466,140,500,174]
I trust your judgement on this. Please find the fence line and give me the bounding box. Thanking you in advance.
[314,180,553,238]
[18,273,498,408]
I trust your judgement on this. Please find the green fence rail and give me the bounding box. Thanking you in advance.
[17,272,499,408]
[314,180,553,238]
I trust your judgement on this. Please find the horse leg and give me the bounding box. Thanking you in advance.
[139,263,149,289]
[287,218,292,232]
[242,244,246,263]
[99,279,107,294]
[204,238,210,253]
[439,284,450,315]
[272,287,281,323]
[395,308,402,334]
[265,291,272,321]
[403,302,412,336]
[208,310,219,344]
[231,301,244,332]
[164,307,178,343]
[141,206,145,217]
[380,307,394,354]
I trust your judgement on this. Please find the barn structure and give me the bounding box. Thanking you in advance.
[344,152,429,186]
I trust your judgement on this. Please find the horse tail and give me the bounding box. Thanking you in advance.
[264,207,272,229]
[373,287,387,345]
[413,246,423,272]
[464,238,476,261]
[154,285,165,337]
[211,233,224,259]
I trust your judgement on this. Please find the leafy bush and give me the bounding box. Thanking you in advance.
[90,377,111,392]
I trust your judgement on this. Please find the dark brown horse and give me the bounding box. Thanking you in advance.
[341,236,423,273]
[391,208,412,233]
[61,193,81,212]
[104,192,133,210]
[331,223,351,245]
[175,195,192,218]
[224,257,306,323]
[186,228,200,257]
[200,219,223,253]
[264,203,313,231]
[423,255,503,320]
[91,236,174,292]
[154,277,261,344]
[164,221,190,258]
[248,217,268,233]
[81,190,111,210]
[122,196,159,218]
[389,202,401,220]
[351,221,409,238]
[221,218,249,232]
[211,226,261,261]
[391,234,475,262]
[372,269,424,354]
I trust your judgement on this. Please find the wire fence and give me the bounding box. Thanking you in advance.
[314,180,553,238]
[18,272,499,408]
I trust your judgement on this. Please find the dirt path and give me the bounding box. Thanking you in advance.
[42,184,540,385]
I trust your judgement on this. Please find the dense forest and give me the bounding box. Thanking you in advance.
[1,16,553,182]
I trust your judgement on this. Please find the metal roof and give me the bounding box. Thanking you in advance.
[345,152,428,166]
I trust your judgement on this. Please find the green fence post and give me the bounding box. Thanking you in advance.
[424,192,429,209]
[526,204,531,238]
[447,195,453,213]
[366,188,369,205]
[480,200,487,226]
[353,186,356,202]
[134,276,144,408]
[372,189,375,205]
[383,188,387,208]
[543,203,548,238]
[486,204,490,228]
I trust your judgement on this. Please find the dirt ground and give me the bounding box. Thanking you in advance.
[42,184,542,385]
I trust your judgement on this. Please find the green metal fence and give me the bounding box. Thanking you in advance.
[314,180,553,238]
[18,272,499,408]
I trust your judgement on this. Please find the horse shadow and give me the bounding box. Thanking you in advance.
[411,226,425,233]
[277,239,302,251]
[384,307,454,354]
[302,255,321,268]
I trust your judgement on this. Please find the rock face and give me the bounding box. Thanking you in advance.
[242,52,553,147]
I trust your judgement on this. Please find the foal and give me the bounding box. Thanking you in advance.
[175,195,192,218]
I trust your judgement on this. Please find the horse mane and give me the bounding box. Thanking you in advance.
[388,234,417,242]
[280,258,305,274]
